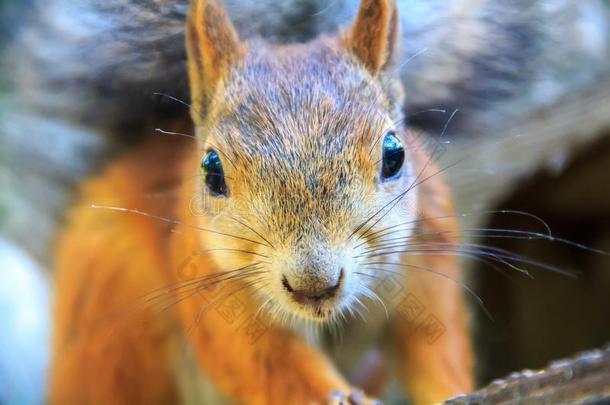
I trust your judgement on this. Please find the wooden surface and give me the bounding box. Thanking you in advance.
[443,346,610,404]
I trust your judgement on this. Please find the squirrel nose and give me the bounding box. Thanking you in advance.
[282,269,343,304]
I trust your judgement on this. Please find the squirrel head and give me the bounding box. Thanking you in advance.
[185,0,418,322]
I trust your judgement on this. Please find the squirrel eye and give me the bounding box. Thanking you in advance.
[381,132,404,181]
[201,150,228,196]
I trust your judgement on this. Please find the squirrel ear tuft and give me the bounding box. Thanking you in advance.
[186,0,241,123]
[347,0,398,73]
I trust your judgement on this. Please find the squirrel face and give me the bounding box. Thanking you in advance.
[186,0,417,322]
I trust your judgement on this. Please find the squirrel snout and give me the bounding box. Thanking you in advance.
[282,269,344,305]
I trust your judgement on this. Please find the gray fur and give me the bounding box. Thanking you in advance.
[6,0,609,134]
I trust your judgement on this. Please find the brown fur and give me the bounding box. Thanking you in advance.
[347,0,398,72]
[50,0,473,403]
[186,0,243,124]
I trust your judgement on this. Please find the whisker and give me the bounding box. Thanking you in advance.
[202,248,269,258]
[360,240,520,282]
[186,276,267,338]
[398,47,429,70]
[255,296,274,319]
[363,262,493,321]
[361,228,589,254]
[360,246,526,275]
[103,266,266,340]
[138,262,264,304]
[357,281,389,320]
[358,230,450,248]
[358,242,534,277]
[363,247,576,277]
[348,178,419,241]
[228,216,275,249]
[352,297,369,323]
[155,271,266,315]
[148,264,262,310]
[360,226,601,276]
[410,108,447,116]
[90,204,269,247]
[356,209,553,248]
[153,92,193,111]
[103,263,262,325]
[358,227,560,251]
[439,109,459,139]
[155,128,196,139]
[461,228,608,255]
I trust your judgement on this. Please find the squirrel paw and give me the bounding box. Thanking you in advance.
[328,388,382,405]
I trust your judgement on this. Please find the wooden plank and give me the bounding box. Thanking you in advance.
[444,347,610,404]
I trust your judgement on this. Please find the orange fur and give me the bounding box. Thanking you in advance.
[50,135,190,404]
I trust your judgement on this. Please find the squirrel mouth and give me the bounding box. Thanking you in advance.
[281,270,344,316]
[281,281,342,320]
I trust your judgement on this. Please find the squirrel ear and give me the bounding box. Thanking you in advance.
[347,0,398,73]
[186,0,241,122]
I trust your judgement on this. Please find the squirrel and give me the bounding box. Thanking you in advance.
[49,0,474,403]
[0,0,605,404]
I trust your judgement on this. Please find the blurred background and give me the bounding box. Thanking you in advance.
[1,0,610,404]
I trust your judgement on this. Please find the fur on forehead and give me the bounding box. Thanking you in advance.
[204,37,403,152]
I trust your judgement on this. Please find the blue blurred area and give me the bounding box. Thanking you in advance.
[0,0,33,50]
[0,238,49,405]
